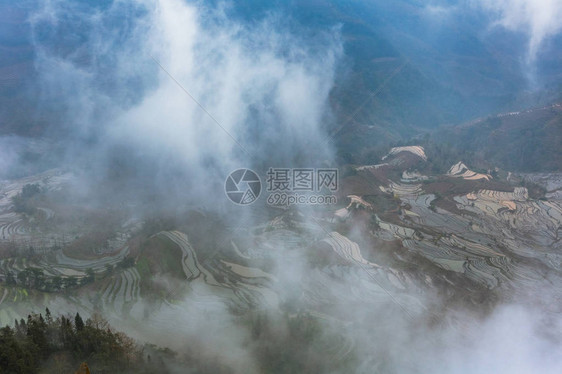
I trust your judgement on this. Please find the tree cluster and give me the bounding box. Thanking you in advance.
[0,309,159,374]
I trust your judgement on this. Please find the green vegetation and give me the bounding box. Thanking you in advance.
[117,257,135,269]
[0,309,158,374]
[430,108,562,172]
[3,269,84,293]
[248,311,356,374]
[11,184,42,214]
[0,308,357,374]
[135,236,186,299]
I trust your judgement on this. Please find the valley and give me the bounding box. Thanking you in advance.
[0,144,559,354]
[0,1,561,372]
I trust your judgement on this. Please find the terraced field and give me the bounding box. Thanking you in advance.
[373,189,561,291]
[159,230,278,309]
[380,182,423,197]
[99,267,142,316]
[383,146,427,161]
[0,169,75,246]
[0,146,560,356]
[322,232,379,268]
[345,146,562,298]
[54,244,130,272]
[0,213,26,239]
[447,161,491,181]
[519,172,562,199]
[334,195,372,221]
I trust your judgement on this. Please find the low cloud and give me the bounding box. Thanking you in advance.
[476,0,562,64]
[17,2,561,373]
[29,0,342,209]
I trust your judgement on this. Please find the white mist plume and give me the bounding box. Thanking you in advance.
[476,0,562,64]
[30,0,342,206]
[23,1,562,373]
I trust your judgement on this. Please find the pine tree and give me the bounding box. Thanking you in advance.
[45,308,52,324]
[75,313,85,332]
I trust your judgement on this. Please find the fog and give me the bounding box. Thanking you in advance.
[1,0,560,373]
[28,0,341,210]
[476,0,562,64]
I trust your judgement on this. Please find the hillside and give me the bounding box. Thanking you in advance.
[340,103,562,173]
[1,1,561,372]
[0,310,177,374]
[434,103,562,172]
[2,0,562,141]
[0,143,560,372]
